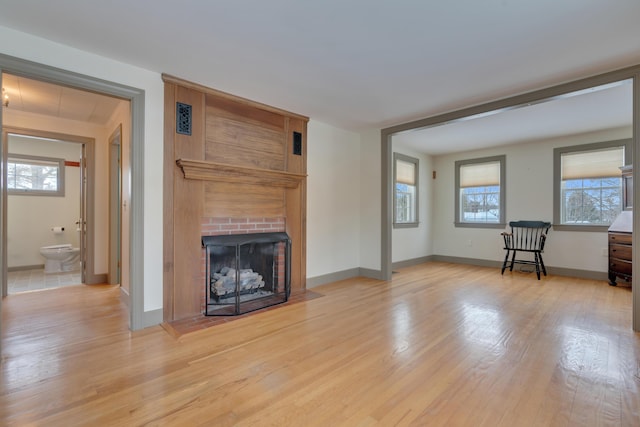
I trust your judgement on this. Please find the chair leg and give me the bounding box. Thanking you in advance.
[509,250,517,271]
[538,252,547,276]
[501,250,510,275]
[534,252,541,280]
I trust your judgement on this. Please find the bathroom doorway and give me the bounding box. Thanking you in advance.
[3,129,91,294]
[1,72,129,297]
[0,54,146,333]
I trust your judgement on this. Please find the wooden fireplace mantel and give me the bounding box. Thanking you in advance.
[176,158,306,189]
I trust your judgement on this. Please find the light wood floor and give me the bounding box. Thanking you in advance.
[1,262,639,426]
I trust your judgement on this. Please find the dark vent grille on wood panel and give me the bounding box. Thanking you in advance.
[293,131,302,156]
[176,102,192,135]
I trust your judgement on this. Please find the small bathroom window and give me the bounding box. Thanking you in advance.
[7,154,65,197]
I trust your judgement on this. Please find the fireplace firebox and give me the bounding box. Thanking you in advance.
[202,232,291,316]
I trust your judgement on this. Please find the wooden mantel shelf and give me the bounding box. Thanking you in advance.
[176,159,306,189]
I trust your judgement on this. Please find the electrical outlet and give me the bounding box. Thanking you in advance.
[466,239,473,247]
[601,247,608,257]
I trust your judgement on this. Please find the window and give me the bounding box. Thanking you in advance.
[393,153,418,227]
[553,139,631,231]
[455,155,506,228]
[7,154,65,196]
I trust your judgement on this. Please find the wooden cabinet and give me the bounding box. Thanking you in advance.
[608,165,632,286]
[608,227,632,285]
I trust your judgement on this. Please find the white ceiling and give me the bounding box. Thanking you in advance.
[0,1,639,153]
[2,74,124,125]
[393,80,634,155]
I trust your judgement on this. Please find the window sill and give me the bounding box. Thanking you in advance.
[454,222,506,229]
[552,224,609,232]
[8,190,65,197]
[393,222,419,229]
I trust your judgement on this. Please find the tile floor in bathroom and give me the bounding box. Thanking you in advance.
[7,268,82,294]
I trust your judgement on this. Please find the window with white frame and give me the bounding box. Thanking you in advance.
[455,155,505,228]
[7,154,65,196]
[554,140,630,230]
[394,153,418,227]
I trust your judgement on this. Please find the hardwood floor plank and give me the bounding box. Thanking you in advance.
[1,263,639,426]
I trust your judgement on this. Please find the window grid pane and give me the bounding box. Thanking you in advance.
[396,183,416,223]
[460,185,500,223]
[561,177,621,225]
[10,162,59,191]
[7,156,63,195]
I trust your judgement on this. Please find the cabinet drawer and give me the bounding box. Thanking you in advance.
[609,232,632,245]
[610,244,632,260]
[610,259,632,276]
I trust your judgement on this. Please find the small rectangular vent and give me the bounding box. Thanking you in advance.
[176,102,192,135]
[293,131,302,156]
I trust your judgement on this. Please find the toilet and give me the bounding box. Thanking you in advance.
[39,244,81,273]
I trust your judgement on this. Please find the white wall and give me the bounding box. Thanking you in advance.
[0,25,165,311]
[390,143,434,263]
[432,126,632,273]
[306,120,361,278]
[7,134,81,268]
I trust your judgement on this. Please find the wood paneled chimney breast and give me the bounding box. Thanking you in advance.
[163,74,308,322]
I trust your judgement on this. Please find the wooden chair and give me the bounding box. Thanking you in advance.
[501,221,551,280]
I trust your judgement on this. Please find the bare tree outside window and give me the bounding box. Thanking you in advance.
[460,185,500,223]
[554,140,630,230]
[562,177,621,224]
[395,184,416,223]
[7,154,65,196]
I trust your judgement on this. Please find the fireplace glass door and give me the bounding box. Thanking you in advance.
[202,232,291,316]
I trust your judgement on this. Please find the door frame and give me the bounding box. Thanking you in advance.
[1,127,96,292]
[0,53,146,331]
[380,63,640,331]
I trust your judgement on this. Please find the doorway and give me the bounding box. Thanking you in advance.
[2,72,125,295]
[380,65,640,331]
[1,71,129,298]
[0,53,146,338]
[4,131,88,294]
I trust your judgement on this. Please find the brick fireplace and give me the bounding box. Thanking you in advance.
[200,217,287,314]
[201,217,286,236]
[163,75,308,322]
[202,230,290,315]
